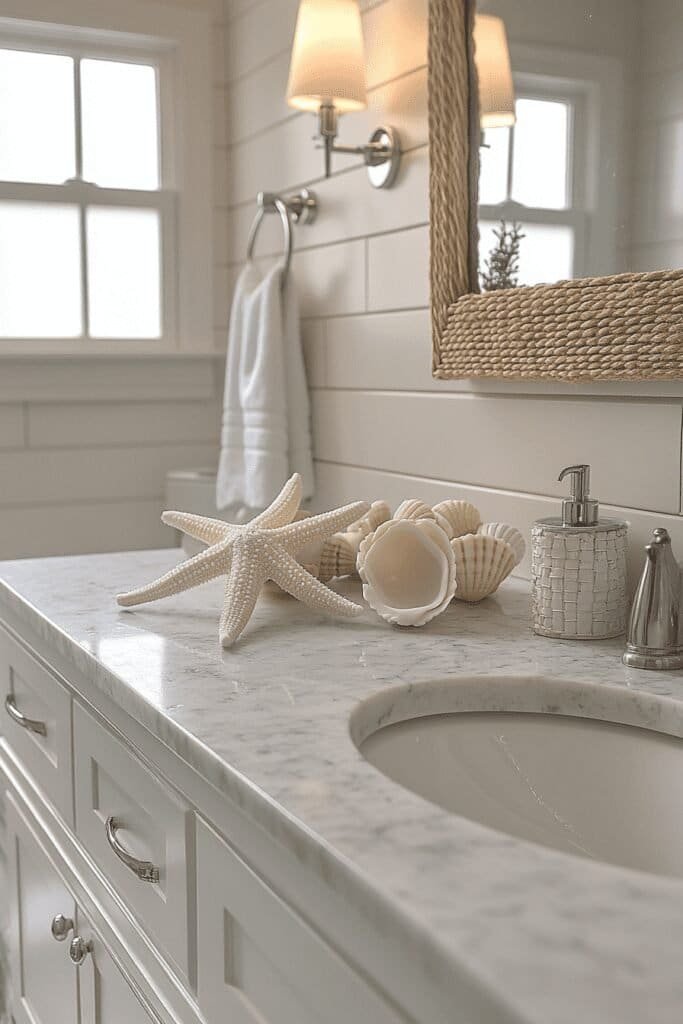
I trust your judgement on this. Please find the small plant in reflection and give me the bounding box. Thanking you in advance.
[480,220,525,291]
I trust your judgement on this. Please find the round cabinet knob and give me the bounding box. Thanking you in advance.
[50,914,74,942]
[68,936,92,967]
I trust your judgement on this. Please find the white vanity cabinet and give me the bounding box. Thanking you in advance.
[0,621,409,1024]
[77,923,155,1024]
[196,819,405,1024]
[0,629,73,825]
[73,702,192,980]
[5,792,154,1024]
[5,794,78,1024]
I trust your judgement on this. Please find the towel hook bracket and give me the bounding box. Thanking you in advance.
[246,189,318,282]
[255,189,317,225]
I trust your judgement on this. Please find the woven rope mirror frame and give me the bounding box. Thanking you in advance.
[428,0,683,381]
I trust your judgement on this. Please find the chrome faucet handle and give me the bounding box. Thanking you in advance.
[623,528,683,671]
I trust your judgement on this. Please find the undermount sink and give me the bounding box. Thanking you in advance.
[351,677,683,879]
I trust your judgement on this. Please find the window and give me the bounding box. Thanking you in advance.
[0,44,167,342]
[479,93,579,286]
[0,2,213,354]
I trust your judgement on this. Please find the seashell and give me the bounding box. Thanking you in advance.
[319,533,359,581]
[394,499,436,522]
[432,500,482,539]
[394,498,452,537]
[318,501,391,581]
[477,522,526,567]
[358,518,456,627]
[450,533,516,602]
[293,509,325,576]
[352,500,392,537]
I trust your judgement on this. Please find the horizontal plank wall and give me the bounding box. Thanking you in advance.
[224,0,683,586]
[0,0,228,561]
[0,359,221,560]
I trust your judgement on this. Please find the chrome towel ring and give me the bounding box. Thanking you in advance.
[246,189,317,284]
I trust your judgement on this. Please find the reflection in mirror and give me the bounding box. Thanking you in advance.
[473,1,680,290]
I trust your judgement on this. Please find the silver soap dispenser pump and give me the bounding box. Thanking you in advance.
[531,464,628,640]
[559,464,599,527]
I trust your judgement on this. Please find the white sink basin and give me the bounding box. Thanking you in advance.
[352,677,683,878]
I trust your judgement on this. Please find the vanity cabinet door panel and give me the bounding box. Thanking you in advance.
[78,914,156,1024]
[72,702,191,979]
[196,818,405,1024]
[5,791,78,1024]
[0,628,73,824]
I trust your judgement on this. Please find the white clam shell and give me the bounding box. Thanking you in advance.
[358,518,456,627]
[450,533,516,602]
[432,500,482,539]
[317,501,391,581]
[477,522,526,567]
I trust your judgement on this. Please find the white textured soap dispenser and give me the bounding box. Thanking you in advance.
[531,464,628,639]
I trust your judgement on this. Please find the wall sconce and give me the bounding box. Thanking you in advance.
[473,14,516,130]
[286,0,401,189]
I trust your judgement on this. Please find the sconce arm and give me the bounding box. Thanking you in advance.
[315,104,401,187]
[326,140,393,167]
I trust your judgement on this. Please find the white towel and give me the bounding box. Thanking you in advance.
[216,260,314,516]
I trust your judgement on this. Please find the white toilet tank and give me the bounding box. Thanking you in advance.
[165,469,222,555]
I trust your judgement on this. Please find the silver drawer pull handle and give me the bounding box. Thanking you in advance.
[4,694,47,736]
[104,817,160,884]
[51,914,74,942]
[69,935,92,967]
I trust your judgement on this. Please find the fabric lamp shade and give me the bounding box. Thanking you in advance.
[287,0,368,113]
[473,14,516,128]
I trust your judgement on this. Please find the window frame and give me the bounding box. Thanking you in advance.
[0,0,213,357]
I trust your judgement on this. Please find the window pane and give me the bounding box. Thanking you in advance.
[0,203,81,337]
[479,126,510,205]
[81,60,159,190]
[86,207,161,338]
[511,98,569,210]
[479,220,574,287]
[0,49,75,184]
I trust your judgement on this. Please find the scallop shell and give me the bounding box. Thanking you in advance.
[394,499,436,522]
[318,501,391,581]
[358,518,456,627]
[477,522,526,567]
[353,500,392,537]
[450,533,516,602]
[291,510,325,576]
[394,499,452,537]
[318,534,358,581]
[432,500,482,539]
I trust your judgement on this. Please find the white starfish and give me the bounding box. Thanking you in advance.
[117,474,370,648]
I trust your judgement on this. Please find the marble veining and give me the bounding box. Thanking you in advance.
[2,549,683,1024]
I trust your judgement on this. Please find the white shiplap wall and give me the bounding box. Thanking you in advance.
[224,0,683,584]
[0,0,228,560]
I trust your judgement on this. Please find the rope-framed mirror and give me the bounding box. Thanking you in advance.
[429,0,683,381]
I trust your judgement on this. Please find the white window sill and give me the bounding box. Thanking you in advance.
[0,341,222,359]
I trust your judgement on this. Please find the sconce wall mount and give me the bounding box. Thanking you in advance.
[317,103,400,188]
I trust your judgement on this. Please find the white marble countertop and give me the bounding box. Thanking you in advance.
[1,549,683,1024]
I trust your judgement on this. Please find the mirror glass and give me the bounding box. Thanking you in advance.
[473,0,680,291]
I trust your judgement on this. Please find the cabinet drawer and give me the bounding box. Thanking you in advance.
[73,702,191,978]
[196,819,405,1024]
[0,628,73,824]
